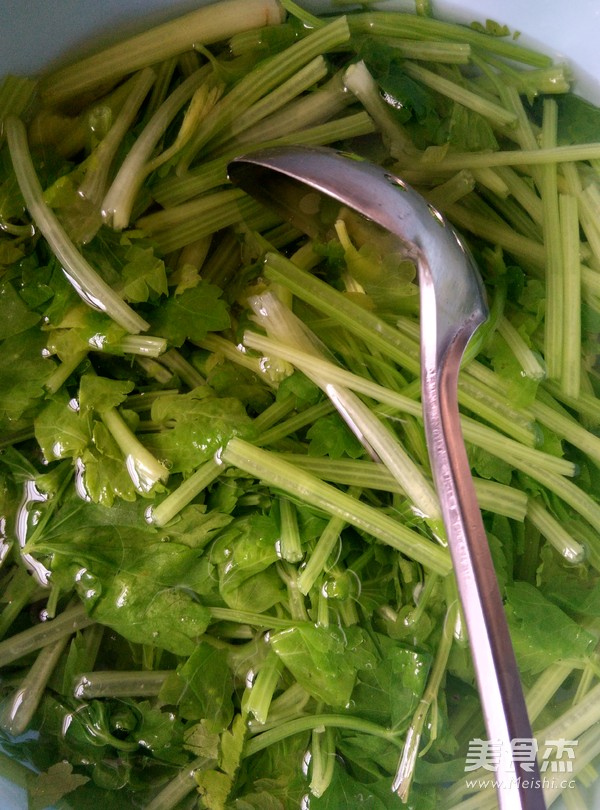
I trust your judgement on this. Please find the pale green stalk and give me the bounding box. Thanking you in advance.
[445,202,545,268]
[197,334,281,387]
[425,170,475,208]
[403,62,517,128]
[247,292,443,530]
[208,607,301,629]
[137,188,246,234]
[0,75,36,125]
[150,457,223,527]
[73,670,169,698]
[222,438,452,576]
[518,459,600,538]
[297,509,350,596]
[578,195,600,268]
[456,375,538,446]
[393,600,459,800]
[563,785,592,810]
[542,380,600,424]
[376,36,471,63]
[310,725,336,797]
[178,16,351,171]
[415,142,600,172]
[160,348,206,389]
[144,57,178,119]
[0,635,70,735]
[136,356,175,385]
[156,109,375,207]
[529,395,600,468]
[526,499,585,563]
[243,712,400,758]
[113,336,168,358]
[207,55,328,148]
[246,650,284,724]
[244,330,576,479]
[502,85,541,152]
[78,68,156,206]
[256,401,335,448]
[0,569,41,640]
[279,0,324,26]
[343,60,419,164]
[559,193,582,397]
[537,681,600,746]
[277,454,527,521]
[5,117,148,333]
[540,99,563,380]
[145,757,213,810]
[152,195,264,254]
[527,662,574,725]
[278,497,303,563]
[44,351,88,395]
[100,408,168,492]
[468,361,600,466]
[0,603,94,668]
[39,0,285,105]
[102,67,210,230]
[263,251,420,373]
[215,71,352,152]
[471,167,510,198]
[346,12,552,67]
[496,316,546,381]
[496,165,544,225]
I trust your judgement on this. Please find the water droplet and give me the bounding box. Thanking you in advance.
[16,480,52,587]
[74,458,91,501]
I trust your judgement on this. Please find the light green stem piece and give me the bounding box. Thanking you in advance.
[5,117,149,334]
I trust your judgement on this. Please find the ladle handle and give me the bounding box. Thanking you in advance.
[425,344,546,810]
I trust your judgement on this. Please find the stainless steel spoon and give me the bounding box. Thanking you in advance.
[229,145,545,810]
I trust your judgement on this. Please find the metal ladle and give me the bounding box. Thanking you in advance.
[228,145,545,810]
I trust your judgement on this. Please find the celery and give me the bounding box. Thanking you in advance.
[559,192,582,397]
[0,634,69,736]
[403,61,517,128]
[102,66,212,230]
[177,16,351,172]
[222,438,452,576]
[73,670,169,699]
[5,117,149,333]
[540,98,564,381]
[38,0,285,105]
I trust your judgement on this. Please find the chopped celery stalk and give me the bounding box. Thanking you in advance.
[177,16,352,171]
[559,193,582,397]
[403,62,517,128]
[102,67,211,230]
[5,117,149,333]
[222,438,452,576]
[38,0,285,105]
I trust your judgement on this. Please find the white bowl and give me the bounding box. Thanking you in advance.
[1,2,599,808]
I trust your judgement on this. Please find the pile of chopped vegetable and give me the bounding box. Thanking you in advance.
[2,0,600,808]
